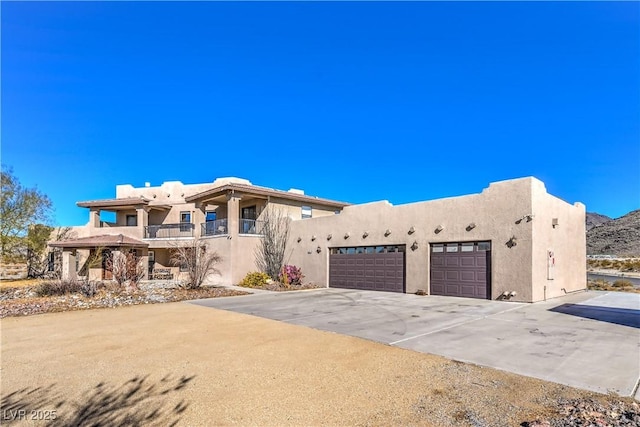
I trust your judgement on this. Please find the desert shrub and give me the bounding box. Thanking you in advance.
[612,279,633,288]
[36,280,103,297]
[278,265,304,287]
[80,281,102,297]
[238,272,270,288]
[170,240,222,289]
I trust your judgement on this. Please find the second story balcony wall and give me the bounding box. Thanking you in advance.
[239,219,265,235]
[201,219,228,237]
[144,223,194,239]
[96,223,143,239]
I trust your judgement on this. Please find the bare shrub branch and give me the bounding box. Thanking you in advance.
[108,249,145,289]
[170,239,222,289]
[255,207,291,280]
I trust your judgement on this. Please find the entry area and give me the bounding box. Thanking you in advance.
[329,245,405,293]
[430,241,491,299]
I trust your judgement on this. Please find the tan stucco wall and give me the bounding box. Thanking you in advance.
[258,198,338,221]
[530,181,587,301]
[199,236,233,285]
[286,177,585,303]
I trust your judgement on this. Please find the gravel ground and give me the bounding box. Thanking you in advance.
[0,280,248,318]
[2,301,638,427]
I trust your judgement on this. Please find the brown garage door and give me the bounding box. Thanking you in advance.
[430,241,491,299]
[329,245,405,293]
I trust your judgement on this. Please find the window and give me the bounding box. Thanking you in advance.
[301,206,312,219]
[446,244,459,252]
[241,206,257,220]
[48,252,55,271]
[432,244,444,253]
[461,243,474,252]
[478,241,491,251]
[180,211,191,232]
[126,214,137,226]
[148,251,155,262]
[205,211,217,222]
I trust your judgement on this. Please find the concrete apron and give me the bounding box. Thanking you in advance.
[191,289,640,399]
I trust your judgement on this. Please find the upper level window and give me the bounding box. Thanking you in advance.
[126,215,137,226]
[180,211,191,223]
[301,206,312,219]
[205,211,217,222]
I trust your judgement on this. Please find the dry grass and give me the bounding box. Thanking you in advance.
[0,279,42,289]
[587,279,640,293]
[587,258,640,272]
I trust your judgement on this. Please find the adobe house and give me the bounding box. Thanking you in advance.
[50,176,586,302]
[50,177,348,285]
[287,177,586,302]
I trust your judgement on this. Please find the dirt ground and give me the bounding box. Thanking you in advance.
[0,279,41,289]
[0,301,634,426]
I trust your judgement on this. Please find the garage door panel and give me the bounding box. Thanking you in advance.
[446,258,460,267]
[431,257,445,267]
[330,247,405,293]
[445,271,459,281]
[460,271,475,281]
[460,256,476,266]
[431,271,445,281]
[430,242,490,300]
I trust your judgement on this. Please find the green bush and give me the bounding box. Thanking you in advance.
[238,272,270,288]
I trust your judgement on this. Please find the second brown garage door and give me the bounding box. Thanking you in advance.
[329,245,405,293]
[430,241,491,299]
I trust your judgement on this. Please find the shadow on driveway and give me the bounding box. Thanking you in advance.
[0,374,194,426]
[549,304,640,329]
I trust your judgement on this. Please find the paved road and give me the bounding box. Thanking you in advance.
[192,289,640,398]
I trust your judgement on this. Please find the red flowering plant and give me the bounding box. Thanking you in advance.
[278,265,304,287]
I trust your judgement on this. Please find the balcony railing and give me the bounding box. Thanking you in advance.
[239,219,265,235]
[144,223,194,239]
[201,219,228,236]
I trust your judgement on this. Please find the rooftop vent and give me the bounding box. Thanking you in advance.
[288,188,304,195]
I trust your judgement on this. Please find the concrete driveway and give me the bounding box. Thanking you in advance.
[192,289,640,398]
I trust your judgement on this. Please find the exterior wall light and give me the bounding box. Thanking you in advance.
[466,223,476,231]
[297,237,302,243]
[311,235,316,241]
[526,215,535,222]
[384,229,391,237]
[552,218,559,228]
[411,241,419,251]
[327,234,332,240]
[408,226,415,235]
[316,246,322,253]
[507,236,518,248]
[362,231,369,238]
[434,225,444,234]
[344,232,350,239]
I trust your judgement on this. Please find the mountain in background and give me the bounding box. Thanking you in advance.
[586,210,640,256]
[585,212,612,231]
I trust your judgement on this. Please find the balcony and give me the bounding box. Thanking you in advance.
[144,223,194,239]
[201,219,228,237]
[239,219,265,235]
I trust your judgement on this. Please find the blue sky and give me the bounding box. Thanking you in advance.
[2,1,639,226]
